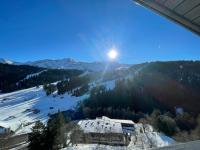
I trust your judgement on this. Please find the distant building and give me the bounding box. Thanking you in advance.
[0,121,21,134]
[0,123,11,134]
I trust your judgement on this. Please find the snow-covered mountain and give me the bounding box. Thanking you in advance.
[0,58,130,72]
[25,58,130,71]
[0,58,14,65]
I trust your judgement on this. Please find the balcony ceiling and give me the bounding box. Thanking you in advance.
[134,0,200,36]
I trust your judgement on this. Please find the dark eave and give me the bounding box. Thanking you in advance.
[134,0,200,36]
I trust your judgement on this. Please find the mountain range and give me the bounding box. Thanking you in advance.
[0,58,130,72]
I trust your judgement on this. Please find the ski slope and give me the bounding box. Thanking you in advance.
[0,75,116,135]
[0,86,88,135]
[16,70,48,86]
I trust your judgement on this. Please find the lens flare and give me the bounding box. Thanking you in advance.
[107,49,118,59]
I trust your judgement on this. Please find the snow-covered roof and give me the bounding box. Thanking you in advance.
[0,120,21,131]
[101,116,135,125]
[0,121,9,128]
[78,119,123,134]
[78,116,135,134]
[111,119,134,125]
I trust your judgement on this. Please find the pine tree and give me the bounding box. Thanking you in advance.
[28,121,46,150]
[46,111,67,149]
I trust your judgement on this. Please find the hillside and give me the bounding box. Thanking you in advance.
[1,60,200,149]
[25,58,130,71]
[0,58,130,72]
[3,61,200,122]
[1,60,200,115]
[0,86,88,135]
[129,61,200,114]
[0,63,83,93]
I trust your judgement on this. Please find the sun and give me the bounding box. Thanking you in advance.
[107,49,118,60]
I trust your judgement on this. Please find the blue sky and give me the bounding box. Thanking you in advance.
[0,0,200,64]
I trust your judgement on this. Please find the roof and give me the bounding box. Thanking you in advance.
[134,0,200,36]
[78,116,135,133]
[78,118,123,133]
[0,121,21,131]
[101,116,134,124]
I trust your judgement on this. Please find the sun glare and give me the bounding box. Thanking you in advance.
[107,49,118,60]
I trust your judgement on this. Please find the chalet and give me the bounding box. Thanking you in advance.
[75,116,135,146]
[78,116,135,134]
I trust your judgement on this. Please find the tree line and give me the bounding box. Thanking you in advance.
[43,75,91,97]
[0,63,82,93]
[28,111,83,150]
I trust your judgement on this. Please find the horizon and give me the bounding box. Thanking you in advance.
[1,0,200,64]
[2,57,200,65]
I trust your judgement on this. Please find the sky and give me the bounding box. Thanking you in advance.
[0,0,200,64]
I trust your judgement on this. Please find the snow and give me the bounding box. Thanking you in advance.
[78,116,123,133]
[0,86,88,135]
[62,144,126,150]
[25,58,130,72]
[111,119,134,125]
[159,133,175,145]
[78,116,136,135]
[0,58,14,64]
[22,70,47,80]
[16,70,47,85]
[78,71,90,77]
[131,132,175,148]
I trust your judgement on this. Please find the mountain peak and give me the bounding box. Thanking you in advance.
[61,58,77,63]
[25,58,129,71]
[0,58,14,64]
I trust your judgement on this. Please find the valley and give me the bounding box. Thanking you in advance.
[1,60,200,149]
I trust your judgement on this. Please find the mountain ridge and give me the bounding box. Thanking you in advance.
[0,58,130,72]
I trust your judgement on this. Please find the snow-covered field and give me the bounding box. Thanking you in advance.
[0,73,116,136]
[0,86,88,135]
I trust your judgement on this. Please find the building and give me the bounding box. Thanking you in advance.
[0,122,11,134]
[78,116,135,134]
[74,116,135,146]
[0,121,21,134]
